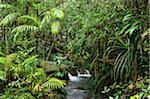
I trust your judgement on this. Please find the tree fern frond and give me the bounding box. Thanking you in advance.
[0,13,20,26]
[11,25,39,33]
[18,15,40,26]
[40,11,52,29]
[0,4,14,9]
[41,78,66,90]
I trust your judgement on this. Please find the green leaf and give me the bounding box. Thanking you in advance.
[0,57,7,64]
[18,15,40,26]
[0,13,20,26]
[40,11,52,29]
[51,8,65,20]
[41,78,66,90]
[109,96,114,99]
[11,25,39,33]
[6,53,17,62]
[129,25,138,36]
[0,4,14,9]
[122,14,132,22]
[51,22,61,35]
[13,32,19,43]
[0,70,6,80]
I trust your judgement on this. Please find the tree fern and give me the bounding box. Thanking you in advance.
[11,25,39,33]
[0,13,20,26]
[41,78,66,90]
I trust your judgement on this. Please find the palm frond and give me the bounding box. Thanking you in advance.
[0,13,20,26]
[41,78,66,90]
[11,25,39,33]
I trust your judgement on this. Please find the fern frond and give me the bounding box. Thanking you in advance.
[41,78,66,90]
[0,4,14,9]
[40,11,52,29]
[18,15,40,26]
[22,56,37,67]
[0,13,20,26]
[11,25,39,33]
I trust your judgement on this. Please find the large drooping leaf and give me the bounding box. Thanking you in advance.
[51,21,61,35]
[51,8,65,20]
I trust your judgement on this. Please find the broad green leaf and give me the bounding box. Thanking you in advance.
[51,22,61,35]
[51,8,65,20]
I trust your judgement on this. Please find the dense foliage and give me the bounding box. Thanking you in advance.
[0,0,149,98]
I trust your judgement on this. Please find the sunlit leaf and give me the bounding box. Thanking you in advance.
[51,21,61,35]
[51,8,65,20]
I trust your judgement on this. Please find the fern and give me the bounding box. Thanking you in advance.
[18,15,40,26]
[41,78,66,90]
[0,13,20,26]
[22,56,37,73]
[40,11,52,29]
[11,25,39,33]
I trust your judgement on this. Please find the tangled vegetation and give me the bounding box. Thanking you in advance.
[0,0,149,98]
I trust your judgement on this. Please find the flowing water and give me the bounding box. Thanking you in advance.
[65,71,92,99]
[65,81,92,99]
